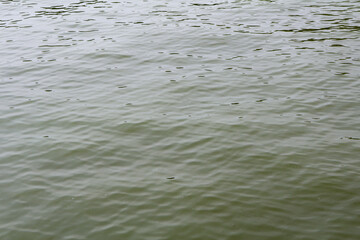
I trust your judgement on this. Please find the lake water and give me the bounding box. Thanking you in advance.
[1,0,360,239]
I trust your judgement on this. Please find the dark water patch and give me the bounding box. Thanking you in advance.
[295,37,354,42]
[343,137,360,141]
[39,44,72,48]
[330,44,345,47]
[334,72,349,75]
[191,3,225,7]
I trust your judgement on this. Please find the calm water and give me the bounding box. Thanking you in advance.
[1,0,360,239]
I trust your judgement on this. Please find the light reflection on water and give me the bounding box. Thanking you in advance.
[1,0,359,239]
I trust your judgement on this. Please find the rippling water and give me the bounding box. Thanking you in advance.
[1,0,360,239]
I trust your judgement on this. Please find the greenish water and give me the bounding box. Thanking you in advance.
[1,0,360,239]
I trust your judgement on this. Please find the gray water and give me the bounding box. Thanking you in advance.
[1,0,360,239]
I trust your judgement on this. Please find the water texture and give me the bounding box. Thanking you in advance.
[1,0,360,239]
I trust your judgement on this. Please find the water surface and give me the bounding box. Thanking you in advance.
[1,0,360,239]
